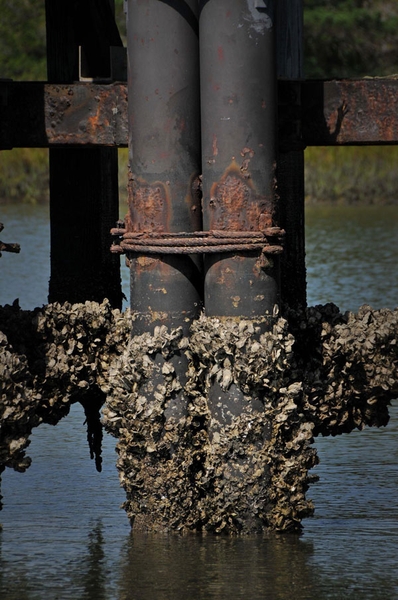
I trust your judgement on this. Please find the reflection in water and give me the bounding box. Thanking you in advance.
[118,533,315,600]
[77,522,108,600]
[1,517,397,600]
[0,403,130,600]
[303,402,398,600]
[0,546,35,600]
[117,528,398,600]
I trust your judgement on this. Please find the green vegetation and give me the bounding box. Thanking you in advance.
[0,147,49,204]
[0,0,46,81]
[304,0,398,79]
[305,146,398,205]
[0,1,398,204]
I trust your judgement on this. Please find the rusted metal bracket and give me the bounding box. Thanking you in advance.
[0,82,128,149]
[2,79,398,150]
[301,78,398,146]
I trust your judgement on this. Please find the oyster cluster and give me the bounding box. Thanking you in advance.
[103,325,201,532]
[0,299,130,505]
[185,314,318,533]
[290,303,398,436]
[1,298,397,532]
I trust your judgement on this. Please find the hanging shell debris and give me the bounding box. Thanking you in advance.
[1,299,397,531]
[0,299,130,507]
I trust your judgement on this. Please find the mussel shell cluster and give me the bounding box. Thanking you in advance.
[1,299,397,531]
[104,305,397,533]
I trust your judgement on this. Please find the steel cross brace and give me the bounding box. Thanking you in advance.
[1,79,398,150]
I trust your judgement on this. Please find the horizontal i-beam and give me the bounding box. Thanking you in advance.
[2,79,398,148]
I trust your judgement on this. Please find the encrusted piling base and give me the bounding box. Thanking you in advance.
[103,316,317,533]
[103,305,398,533]
[1,300,397,531]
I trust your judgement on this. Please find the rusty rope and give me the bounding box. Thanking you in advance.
[110,227,284,256]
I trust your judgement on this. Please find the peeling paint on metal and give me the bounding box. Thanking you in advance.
[244,0,273,34]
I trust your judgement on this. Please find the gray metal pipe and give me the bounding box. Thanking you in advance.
[199,0,279,318]
[126,0,202,335]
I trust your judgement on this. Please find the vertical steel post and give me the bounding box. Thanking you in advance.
[126,0,202,336]
[277,0,306,310]
[199,0,279,319]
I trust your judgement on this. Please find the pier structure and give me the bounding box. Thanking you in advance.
[1,0,398,532]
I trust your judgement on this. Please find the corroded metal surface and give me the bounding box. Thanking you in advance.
[129,177,171,234]
[301,78,398,146]
[45,83,128,146]
[110,228,285,255]
[126,0,202,337]
[206,163,276,232]
[0,82,128,148]
[2,79,398,148]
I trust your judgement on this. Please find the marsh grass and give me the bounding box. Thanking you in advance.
[1,146,397,205]
[0,148,49,205]
[305,145,398,205]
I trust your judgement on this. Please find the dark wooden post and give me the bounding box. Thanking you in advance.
[45,0,123,308]
[277,0,306,310]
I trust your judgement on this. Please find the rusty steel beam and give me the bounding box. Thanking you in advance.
[45,83,128,147]
[0,82,128,149]
[2,79,398,149]
[300,78,398,146]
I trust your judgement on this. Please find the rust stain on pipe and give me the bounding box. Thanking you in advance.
[128,170,171,233]
[185,173,203,231]
[135,255,159,270]
[207,161,275,232]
